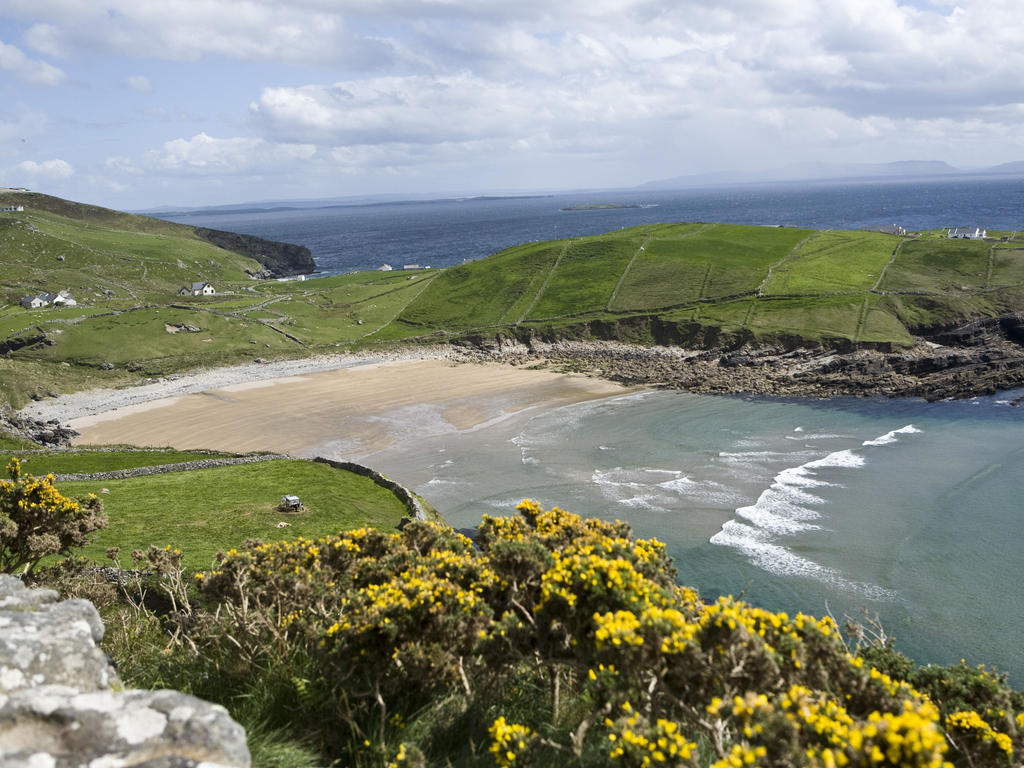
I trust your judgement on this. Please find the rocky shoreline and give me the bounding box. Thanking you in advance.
[500,338,1024,402]
[7,316,1024,448]
[466,312,1024,402]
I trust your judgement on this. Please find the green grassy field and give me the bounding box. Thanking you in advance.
[13,447,243,475]
[5,193,1024,413]
[4,449,412,571]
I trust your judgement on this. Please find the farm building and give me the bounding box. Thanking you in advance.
[947,227,987,239]
[179,282,216,296]
[19,290,77,309]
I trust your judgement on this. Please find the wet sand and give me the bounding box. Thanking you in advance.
[69,359,633,459]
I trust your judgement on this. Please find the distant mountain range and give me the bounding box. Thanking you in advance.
[635,160,1024,191]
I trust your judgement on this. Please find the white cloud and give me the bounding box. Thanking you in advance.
[6,0,1024,205]
[0,40,65,85]
[250,76,546,146]
[10,0,401,68]
[17,158,75,179]
[126,75,151,92]
[112,133,317,176]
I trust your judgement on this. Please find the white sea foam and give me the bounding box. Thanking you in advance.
[592,468,646,489]
[718,450,807,463]
[733,448,863,535]
[786,433,853,441]
[709,444,902,598]
[657,475,747,506]
[619,494,670,512]
[804,449,864,470]
[710,521,897,601]
[861,424,921,447]
[592,466,748,509]
[511,433,540,465]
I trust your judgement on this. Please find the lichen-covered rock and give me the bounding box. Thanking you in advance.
[0,575,110,693]
[0,575,250,768]
[0,686,250,768]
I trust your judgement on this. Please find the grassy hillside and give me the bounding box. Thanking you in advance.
[5,448,413,570]
[5,192,1024,411]
[386,222,1024,348]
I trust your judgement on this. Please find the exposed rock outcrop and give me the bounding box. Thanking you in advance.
[0,574,250,768]
[192,227,315,277]
[0,407,78,447]
[462,313,1024,401]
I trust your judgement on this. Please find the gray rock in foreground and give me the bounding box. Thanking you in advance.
[0,574,250,768]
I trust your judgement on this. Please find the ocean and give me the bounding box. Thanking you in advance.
[162,177,1024,276]
[363,390,1024,686]
[161,177,1024,682]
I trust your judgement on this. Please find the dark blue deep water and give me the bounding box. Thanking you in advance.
[160,177,1024,276]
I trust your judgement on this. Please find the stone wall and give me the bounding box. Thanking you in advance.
[313,457,427,521]
[0,574,250,768]
[50,454,288,482]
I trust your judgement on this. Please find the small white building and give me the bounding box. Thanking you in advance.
[947,227,987,240]
[54,290,77,307]
[379,264,393,271]
[402,264,421,270]
[0,205,25,213]
[180,281,216,296]
[19,290,75,308]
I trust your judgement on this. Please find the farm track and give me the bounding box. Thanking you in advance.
[606,236,651,312]
[517,241,571,325]
[758,231,820,297]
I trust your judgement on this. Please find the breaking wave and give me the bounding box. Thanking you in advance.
[711,425,922,598]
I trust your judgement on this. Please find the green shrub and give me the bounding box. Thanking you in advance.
[0,457,106,574]
[103,501,1014,767]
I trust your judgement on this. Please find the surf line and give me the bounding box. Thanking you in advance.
[709,424,921,599]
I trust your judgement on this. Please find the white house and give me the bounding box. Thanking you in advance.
[180,281,216,296]
[379,264,393,271]
[19,290,75,308]
[947,227,987,239]
[0,205,24,213]
[53,290,77,307]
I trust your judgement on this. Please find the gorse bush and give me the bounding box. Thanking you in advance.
[0,457,105,574]
[151,501,1022,768]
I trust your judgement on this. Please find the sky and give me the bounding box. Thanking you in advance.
[2,0,1023,210]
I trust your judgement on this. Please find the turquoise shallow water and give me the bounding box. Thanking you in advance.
[367,389,1024,685]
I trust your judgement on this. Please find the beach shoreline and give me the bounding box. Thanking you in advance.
[13,325,1024,452]
[34,351,636,459]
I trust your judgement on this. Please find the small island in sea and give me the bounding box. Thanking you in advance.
[560,202,655,210]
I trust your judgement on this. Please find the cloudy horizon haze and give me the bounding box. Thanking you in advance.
[2,0,1023,210]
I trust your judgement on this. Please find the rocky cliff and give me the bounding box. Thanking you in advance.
[0,575,250,768]
[192,227,315,277]
[463,312,1024,401]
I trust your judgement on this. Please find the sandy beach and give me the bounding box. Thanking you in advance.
[59,356,634,459]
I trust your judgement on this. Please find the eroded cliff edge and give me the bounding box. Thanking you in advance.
[192,226,315,277]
